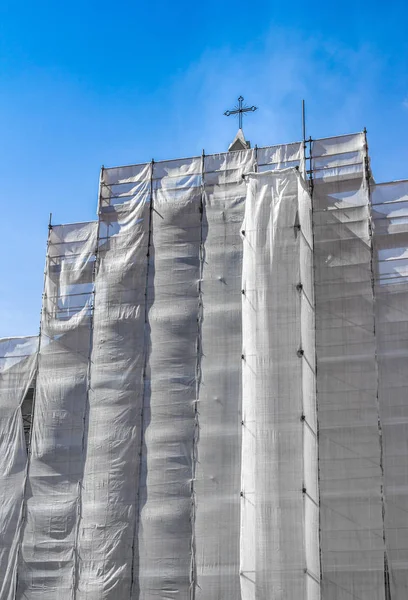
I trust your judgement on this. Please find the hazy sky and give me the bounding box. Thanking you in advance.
[1,0,407,336]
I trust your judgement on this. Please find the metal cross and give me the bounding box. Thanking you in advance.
[224,96,258,130]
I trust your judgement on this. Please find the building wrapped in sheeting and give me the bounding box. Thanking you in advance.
[0,131,407,599]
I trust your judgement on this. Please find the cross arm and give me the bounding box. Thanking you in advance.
[224,106,257,116]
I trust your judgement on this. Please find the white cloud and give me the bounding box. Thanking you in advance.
[163,28,385,155]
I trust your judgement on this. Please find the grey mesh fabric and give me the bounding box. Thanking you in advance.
[195,149,254,600]
[1,133,407,599]
[89,146,304,600]
[138,157,203,600]
[312,134,386,599]
[0,337,37,600]
[241,168,318,599]
[77,165,151,598]
[373,181,408,598]
[18,223,97,597]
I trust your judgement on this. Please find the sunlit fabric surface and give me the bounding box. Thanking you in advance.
[0,337,37,600]
[18,223,97,598]
[313,135,386,599]
[0,134,406,600]
[241,168,318,600]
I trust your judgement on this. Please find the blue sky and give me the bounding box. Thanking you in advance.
[1,0,407,336]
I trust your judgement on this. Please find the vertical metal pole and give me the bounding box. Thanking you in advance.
[308,136,313,196]
[14,217,52,595]
[301,101,307,179]
[97,165,105,214]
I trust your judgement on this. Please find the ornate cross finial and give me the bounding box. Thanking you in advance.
[224,95,258,130]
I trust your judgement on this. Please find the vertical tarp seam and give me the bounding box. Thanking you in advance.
[14,223,51,596]
[72,173,102,599]
[298,172,307,588]
[129,159,154,599]
[309,137,322,592]
[302,132,307,180]
[241,167,308,597]
[239,173,250,597]
[190,151,205,600]
[297,164,320,590]
[299,178,320,590]
[364,132,390,599]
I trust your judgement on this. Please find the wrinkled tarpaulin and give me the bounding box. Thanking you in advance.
[372,180,408,598]
[18,223,97,598]
[0,133,407,599]
[241,168,318,600]
[313,134,386,599]
[0,337,37,600]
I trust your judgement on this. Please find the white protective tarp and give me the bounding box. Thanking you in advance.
[77,164,151,597]
[373,180,408,598]
[194,149,254,599]
[137,157,202,599]
[312,133,365,182]
[312,133,386,599]
[0,336,37,600]
[240,168,319,600]
[7,135,402,599]
[18,223,97,599]
[82,144,305,599]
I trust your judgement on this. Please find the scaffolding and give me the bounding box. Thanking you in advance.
[0,131,407,600]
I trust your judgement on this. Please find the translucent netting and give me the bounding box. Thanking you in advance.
[0,337,37,600]
[256,142,304,173]
[100,142,303,209]
[5,142,306,599]
[372,180,408,597]
[311,132,365,182]
[77,165,151,598]
[137,158,201,600]
[312,132,385,599]
[8,134,403,599]
[18,223,97,599]
[195,149,255,600]
[241,169,318,600]
[96,143,307,599]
